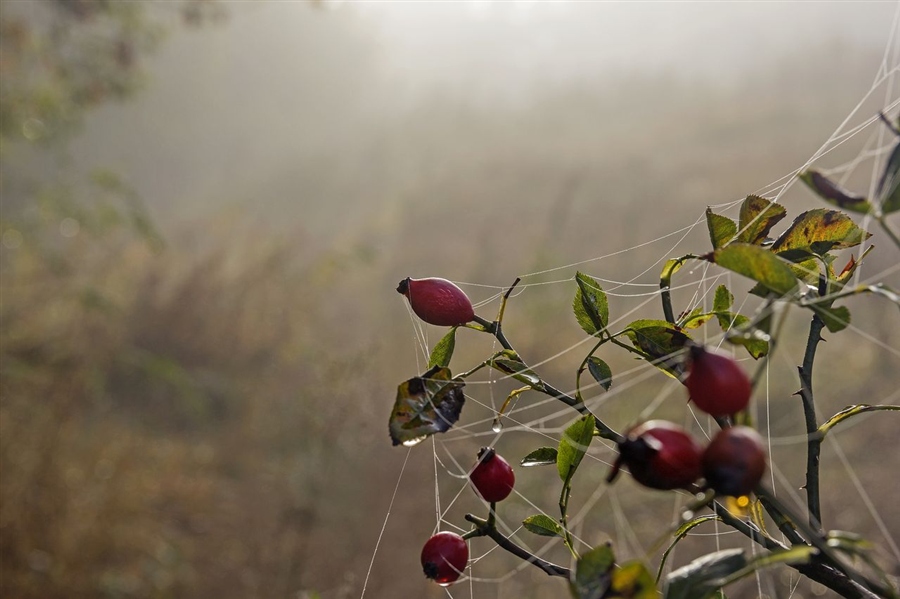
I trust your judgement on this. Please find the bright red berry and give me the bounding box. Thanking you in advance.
[607,420,703,490]
[469,447,515,503]
[685,345,752,417]
[702,425,767,497]
[421,531,468,585]
[397,277,475,327]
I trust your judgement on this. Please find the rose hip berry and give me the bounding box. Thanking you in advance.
[421,531,468,585]
[607,420,703,490]
[703,425,767,497]
[469,447,515,503]
[397,277,475,327]
[685,345,752,417]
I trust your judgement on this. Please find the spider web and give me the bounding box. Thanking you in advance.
[362,7,900,599]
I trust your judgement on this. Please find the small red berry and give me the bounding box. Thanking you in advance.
[702,425,767,497]
[607,420,703,490]
[469,447,515,503]
[685,345,752,417]
[421,531,468,585]
[397,277,475,327]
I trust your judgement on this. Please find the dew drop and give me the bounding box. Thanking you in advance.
[491,419,503,433]
[681,510,694,521]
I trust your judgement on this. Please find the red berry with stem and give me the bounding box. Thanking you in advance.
[685,344,752,417]
[703,425,767,497]
[607,420,703,490]
[421,531,468,585]
[397,277,475,327]
[469,447,515,503]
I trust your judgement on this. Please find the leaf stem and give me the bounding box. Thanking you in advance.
[474,281,621,443]
[464,513,571,578]
[559,477,577,559]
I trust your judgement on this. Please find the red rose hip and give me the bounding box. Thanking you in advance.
[702,425,767,497]
[421,531,468,585]
[397,277,475,326]
[469,447,515,503]
[607,420,703,490]
[685,345,752,417]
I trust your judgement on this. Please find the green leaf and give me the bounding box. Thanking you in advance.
[877,142,900,214]
[818,404,900,438]
[679,307,714,329]
[706,207,738,249]
[490,350,546,390]
[570,544,615,599]
[771,208,872,256]
[712,546,817,591]
[714,311,769,359]
[609,561,658,599]
[624,319,690,378]
[809,304,851,333]
[522,514,563,537]
[587,357,613,391]
[737,195,787,245]
[558,414,595,482]
[521,447,558,467]
[711,243,799,297]
[657,514,721,582]
[388,366,465,447]
[428,327,457,368]
[799,170,872,214]
[574,272,609,336]
[664,549,746,599]
[713,285,733,312]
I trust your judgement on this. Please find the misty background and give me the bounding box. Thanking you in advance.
[2,2,899,598]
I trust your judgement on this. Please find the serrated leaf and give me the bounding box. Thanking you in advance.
[558,414,595,482]
[521,447,558,467]
[570,544,615,599]
[664,549,747,599]
[711,546,816,591]
[523,514,563,537]
[772,208,872,256]
[706,208,738,249]
[624,319,690,378]
[608,561,658,599]
[388,366,465,446]
[657,514,721,582]
[748,500,770,539]
[737,195,787,245]
[679,307,714,330]
[711,243,799,297]
[809,304,851,333]
[587,357,613,391]
[713,285,734,312]
[574,272,609,336]
[877,142,900,214]
[818,404,900,438]
[428,327,457,368]
[799,170,872,214]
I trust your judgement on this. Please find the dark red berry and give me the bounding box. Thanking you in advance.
[397,277,475,327]
[469,447,515,503]
[421,531,468,585]
[685,345,752,417]
[702,425,767,497]
[607,420,703,490]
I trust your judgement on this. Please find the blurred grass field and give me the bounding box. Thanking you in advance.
[2,3,899,598]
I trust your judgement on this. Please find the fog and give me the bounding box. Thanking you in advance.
[72,2,894,239]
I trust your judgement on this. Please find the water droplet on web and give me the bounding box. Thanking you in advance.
[402,436,427,447]
[491,419,503,433]
[682,510,694,520]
